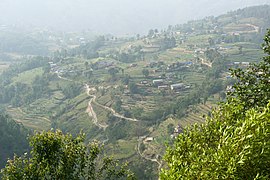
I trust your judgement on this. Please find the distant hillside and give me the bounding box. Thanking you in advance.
[0,4,270,179]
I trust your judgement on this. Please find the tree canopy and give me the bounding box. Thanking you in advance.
[161,101,270,179]
[0,113,29,169]
[161,29,270,179]
[1,130,134,180]
[228,29,270,110]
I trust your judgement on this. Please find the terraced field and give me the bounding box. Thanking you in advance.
[6,107,51,131]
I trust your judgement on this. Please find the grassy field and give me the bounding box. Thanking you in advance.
[107,138,137,159]
[6,107,51,131]
[12,67,44,85]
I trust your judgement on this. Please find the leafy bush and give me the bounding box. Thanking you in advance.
[1,130,134,180]
[161,101,270,179]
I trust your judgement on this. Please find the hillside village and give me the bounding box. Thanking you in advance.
[0,5,270,178]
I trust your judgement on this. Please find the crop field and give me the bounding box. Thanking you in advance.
[107,139,137,159]
[12,67,44,85]
[6,107,51,131]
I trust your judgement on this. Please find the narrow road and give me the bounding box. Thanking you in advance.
[200,57,212,68]
[229,23,260,34]
[85,84,108,130]
[57,73,151,164]
[85,84,139,122]
[137,138,162,171]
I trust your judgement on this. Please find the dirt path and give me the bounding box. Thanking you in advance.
[85,84,108,130]
[200,58,212,68]
[85,84,139,122]
[137,138,162,171]
[229,23,260,34]
[246,23,259,33]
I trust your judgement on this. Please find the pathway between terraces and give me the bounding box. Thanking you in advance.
[85,84,139,123]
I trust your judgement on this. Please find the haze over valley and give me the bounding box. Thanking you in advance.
[0,0,269,34]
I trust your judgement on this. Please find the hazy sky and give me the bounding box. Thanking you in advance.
[0,0,269,35]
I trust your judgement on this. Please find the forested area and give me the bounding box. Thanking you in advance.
[0,57,53,106]
[0,114,29,168]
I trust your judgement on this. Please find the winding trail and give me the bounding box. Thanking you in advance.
[200,57,212,68]
[85,84,139,122]
[137,138,162,171]
[84,84,161,170]
[56,72,161,170]
[237,23,260,34]
[85,85,108,130]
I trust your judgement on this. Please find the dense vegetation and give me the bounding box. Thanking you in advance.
[0,113,29,168]
[1,130,134,180]
[161,29,270,179]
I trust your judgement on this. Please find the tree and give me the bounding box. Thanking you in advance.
[161,101,270,179]
[161,29,270,180]
[148,29,154,38]
[167,124,174,135]
[208,37,215,46]
[128,82,138,94]
[238,45,243,54]
[0,114,29,169]
[84,61,89,70]
[228,29,270,110]
[1,130,134,180]
[142,69,149,77]
[108,67,119,77]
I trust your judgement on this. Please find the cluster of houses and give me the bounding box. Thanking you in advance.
[166,61,193,71]
[48,62,62,73]
[48,61,76,75]
[151,79,190,91]
[92,60,114,70]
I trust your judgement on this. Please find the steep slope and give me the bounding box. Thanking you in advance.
[0,113,29,168]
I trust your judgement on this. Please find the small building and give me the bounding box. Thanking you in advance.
[153,79,164,86]
[171,83,185,90]
[50,63,57,68]
[140,80,148,85]
[144,137,154,143]
[158,85,169,90]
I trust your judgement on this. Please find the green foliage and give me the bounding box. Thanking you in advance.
[160,36,176,50]
[61,82,82,99]
[161,29,270,180]
[142,69,149,77]
[0,57,52,106]
[0,113,29,169]
[1,130,134,180]
[106,121,128,142]
[229,29,270,109]
[161,101,270,179]
[128,82,139,94]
